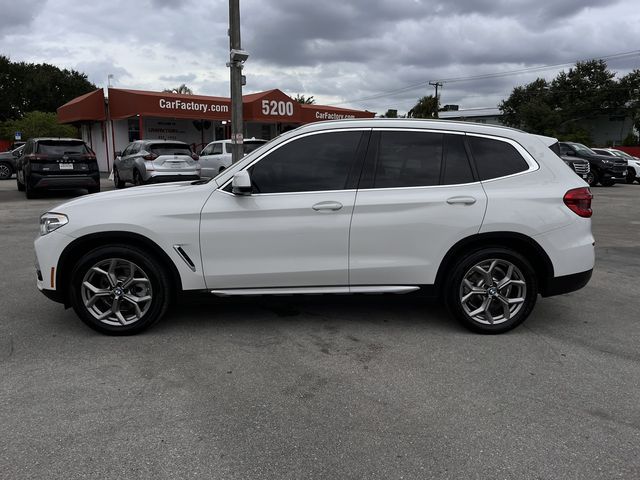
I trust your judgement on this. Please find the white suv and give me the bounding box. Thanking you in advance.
[34,119,594,335]
[199,138,267,177]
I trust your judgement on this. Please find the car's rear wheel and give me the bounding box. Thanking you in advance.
[585,171,597,187]
[600,178,615,187]
[0,162,13,180]
[88,185,100,194]
[445,248,538,334]
[133,170,143,186]
[69,245,171,335]
[16,175,25,191]
[626,169,636,184]
[113,168,125,189]
[24,174,37,199]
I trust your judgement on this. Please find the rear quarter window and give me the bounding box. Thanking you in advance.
[467,136,529,180]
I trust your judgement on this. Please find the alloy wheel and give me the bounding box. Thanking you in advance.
[0,163,11,179]
[81,258,153,326]
[459,258,527,325]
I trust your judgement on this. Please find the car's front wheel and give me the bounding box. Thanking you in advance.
[445,248,538,334]
[69,245,171,335]
[585,171,597,187]
[0,162,13,180]
[626,169,636,184]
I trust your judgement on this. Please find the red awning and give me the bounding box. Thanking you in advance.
[57,89,106,123]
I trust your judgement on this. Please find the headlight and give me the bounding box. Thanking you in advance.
[40,213,68,236]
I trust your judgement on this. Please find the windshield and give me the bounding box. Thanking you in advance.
[37,141,88,155]
[150,143,192,156]
[572,143,597,155]
[610,150,631,158]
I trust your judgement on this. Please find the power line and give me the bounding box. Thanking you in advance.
[333,49,640,106]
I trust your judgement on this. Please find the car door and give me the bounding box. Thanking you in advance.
[199,129,369,289]
[117,145,131,178]
[349,130,488,286]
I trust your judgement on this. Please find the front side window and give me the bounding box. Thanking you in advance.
[467,136,529,181]
[248,131,362,193]
[373,131,443,188]
[212,143,223,155]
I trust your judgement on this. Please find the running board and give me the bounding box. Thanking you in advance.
[210,286,420,297]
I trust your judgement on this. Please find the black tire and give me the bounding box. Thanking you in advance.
[16,175,25,191]
[113,168,125,189]
[444,247,538,334]
[69,245,172,335]
[133,169,143,186]
[585,170,597,187]
[626,169,636,184]
[0,162,13,180]
[218,166,226,173]
[600,178,615,187]
[24,174,37,199]
[88,185,101,194]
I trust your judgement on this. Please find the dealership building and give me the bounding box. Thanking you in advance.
[57,88,375,172]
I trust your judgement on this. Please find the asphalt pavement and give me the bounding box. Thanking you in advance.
[1,177,639,479]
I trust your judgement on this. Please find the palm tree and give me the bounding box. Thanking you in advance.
[163,84,193,95]
[408,95,438,118]
[294,94,315,104]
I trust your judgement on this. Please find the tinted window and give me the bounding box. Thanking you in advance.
[468,136,529,180]
[249,131,362,193]
[443,134,474,185]
[150,143,192,156]
[373,131,442,188]
[37,141,88,155]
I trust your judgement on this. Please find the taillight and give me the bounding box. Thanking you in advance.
[563,187,593,218]
[191,153,199,161]
[143,153,158,161]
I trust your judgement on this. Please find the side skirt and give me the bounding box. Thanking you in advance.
[210,285,420,297]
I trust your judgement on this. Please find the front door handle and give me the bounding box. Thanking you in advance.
[446,196,477,205]
[312,201,343,211]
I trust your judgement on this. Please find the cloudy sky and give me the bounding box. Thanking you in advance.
[2,0,640,114]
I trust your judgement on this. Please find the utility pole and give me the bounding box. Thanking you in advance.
[429,81,443,118]
[228,0,248,164]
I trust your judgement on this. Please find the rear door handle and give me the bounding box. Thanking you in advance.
[446,196,477,205]
[312,201,343,211]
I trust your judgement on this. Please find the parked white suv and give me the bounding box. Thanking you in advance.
[34,119,594,335]
[199,138,267,177]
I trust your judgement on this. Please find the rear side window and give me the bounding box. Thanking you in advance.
[467,136,529,180]
[373,131,442,188]
[150,143,192,156]
[249,131,362,193]
[37,141,88,155]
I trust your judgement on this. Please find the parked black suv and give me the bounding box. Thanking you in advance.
[559,155,590,182]
[16,138,100,198]
[558,142,627,187]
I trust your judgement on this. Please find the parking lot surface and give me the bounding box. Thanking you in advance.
[1,178,639,479]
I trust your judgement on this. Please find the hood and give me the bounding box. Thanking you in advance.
[51,180,216,212]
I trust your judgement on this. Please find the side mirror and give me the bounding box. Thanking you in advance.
[114,151,122,157]
[232,170,252,195]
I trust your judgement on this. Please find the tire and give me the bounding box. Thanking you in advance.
[88,185,101,194]
[69,245,172,335]
[24,174,37,199]
[444,248,538,334]
[16,175,25,191]
[585,170,597,187]
[113,168,125,189]
[626,169,636,184]
[133,169,143,186]
[0,162,13,180]
[600,178,615,187]
[218,166,226,173]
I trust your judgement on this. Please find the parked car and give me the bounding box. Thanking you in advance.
[558,142,627,186]
[112,140,201,188]
[34,119,594,335]
[0,144,24,180]
[559,155,590,182]
[16,138,99,198]
[591,148,640,184]
[199,138,268,177]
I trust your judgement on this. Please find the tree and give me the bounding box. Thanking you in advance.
[0,55,96,122]
[0,111,78,139]
[499,60,631,142]
[382,109,398,118]
[163,84,193,95]
[408,95,439,118]
[294,94,315,104]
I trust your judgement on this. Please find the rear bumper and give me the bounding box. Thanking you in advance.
[541,269,593,297]
[30,173,100,190]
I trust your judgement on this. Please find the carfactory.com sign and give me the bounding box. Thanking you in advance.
[159,98,229,114]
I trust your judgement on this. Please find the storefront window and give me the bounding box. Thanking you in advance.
[128,118,140,142]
